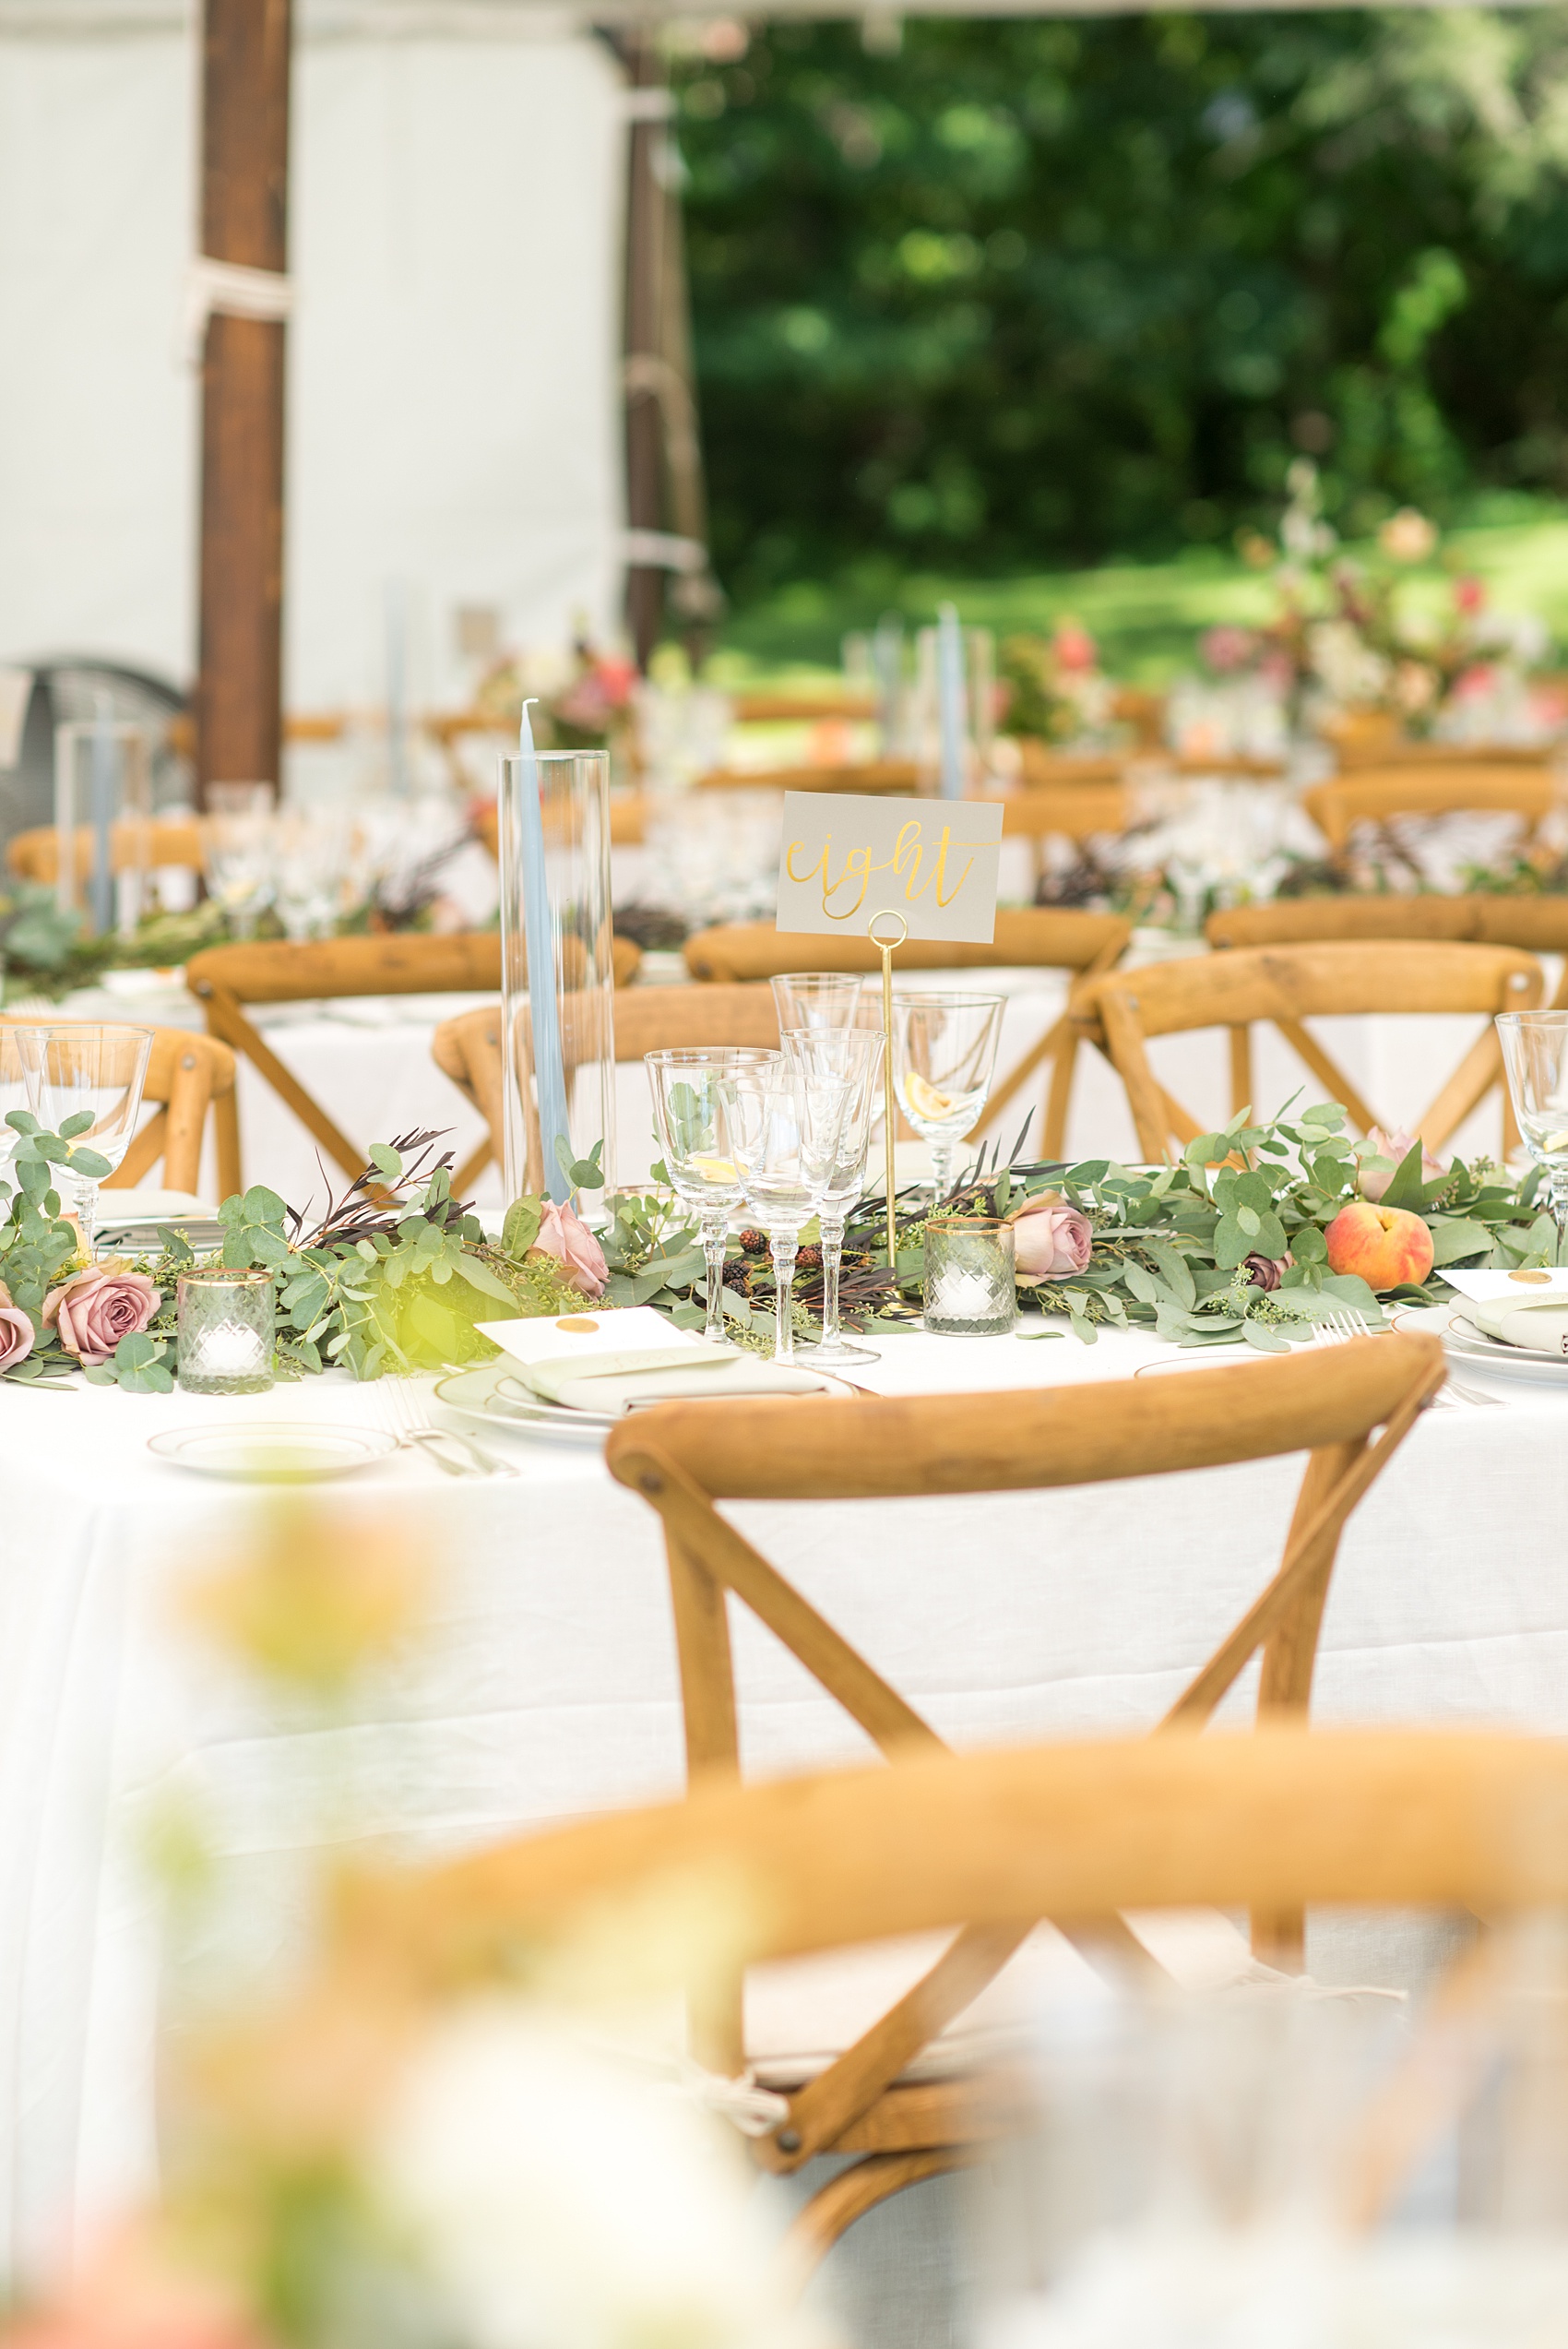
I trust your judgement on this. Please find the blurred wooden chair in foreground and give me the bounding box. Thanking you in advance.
[1078,937,1543,1164]
[6,819,204,887]
[186,934,641,1194]
[683,908,1131,1159]
[340,1718,1568,2261]
[350,1334,1441,2263]
[1,1022,235,1196]
[1302,766,1562,866]
[433,984,780,1194]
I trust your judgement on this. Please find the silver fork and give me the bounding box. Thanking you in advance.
[381,1378,516,1476]
[1310,1307,1372,1349]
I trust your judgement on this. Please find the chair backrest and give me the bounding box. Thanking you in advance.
[6,819,204,885]
[1014,745,1127,788]
[694,760,921,796]
[1302,766,1560,858]
[1001,784,1131,841]
[683,907,1129,983]
[1,1021,234,1196]
[1081,937,1543,1163]
[339,1723,1568,2000]
[432,984,782,1194]
[590,1334,1442,2168]
[471,798,647,854]
[185,933,640,1196]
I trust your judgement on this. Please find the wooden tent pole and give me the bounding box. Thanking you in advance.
[196,0,292,806]
[624,32,669,674]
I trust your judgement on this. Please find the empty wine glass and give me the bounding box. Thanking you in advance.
[275,807,351,940]
[893,992,1005,1203]
[770,972,864,1031]
[12,1023,153,1252]
[729,1062,849,1364]
[780,1025,885,1366]
[646,1046,779,1345]
[201,785,277,937]
[1500,1010,1568,1258]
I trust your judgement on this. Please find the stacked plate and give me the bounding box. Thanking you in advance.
[1413,1299,1568,1392]
[434,1356,860,1446]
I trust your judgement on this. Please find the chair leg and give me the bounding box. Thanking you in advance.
[784,2148,978,2276]
[1041,1028,1078,1162]
[214,1087,243,1200]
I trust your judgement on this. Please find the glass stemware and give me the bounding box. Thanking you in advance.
[0,1029,30,1197]
[201,785,278,938]
[646,1046,779,1345]
[892,992,1005,1203]
[1499,1010,1568,1258]
[12,1023,153,1252]
[729,1062,849,1365]
[780,1025,886,1366]
[770,972,864,1032]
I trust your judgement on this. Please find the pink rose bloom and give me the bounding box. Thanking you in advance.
[1454,573,1486,616]
[1009,1193,1093,1281]
[0,1280,33,1372]
[1052,622,1098,674]
[1202,626,1257,675]
[1359,1127,1443,1202]
[42,1263,160,1365]
[531,1200,609,1298]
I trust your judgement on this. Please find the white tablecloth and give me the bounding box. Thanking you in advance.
[0,1318,1564,2283]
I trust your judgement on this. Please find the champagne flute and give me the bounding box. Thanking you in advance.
[729,1062,848,1364]
[892,992,1005,1203]
[780,1025,885,1366]
[646,1046,779,1345]
[770,972,864,1031]
[12,1023,153,1252]
[1499,1010,1568,1258]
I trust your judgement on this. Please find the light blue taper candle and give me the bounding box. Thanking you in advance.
[936,602,967,800]
[518,700,572,1202]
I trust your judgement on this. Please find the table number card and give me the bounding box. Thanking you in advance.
[775,792,1004,944]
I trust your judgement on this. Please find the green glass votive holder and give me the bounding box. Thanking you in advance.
[177,1267,275,1395]
[922,1215,1016,1336]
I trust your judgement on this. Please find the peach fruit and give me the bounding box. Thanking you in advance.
[1323,1200,1434,1292]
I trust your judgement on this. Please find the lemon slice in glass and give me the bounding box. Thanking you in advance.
[688,1152,740,1183]
[904,1071,957,1120]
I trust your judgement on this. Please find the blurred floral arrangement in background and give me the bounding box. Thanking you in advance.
[473,636,638,757]
[997,620,1119,748]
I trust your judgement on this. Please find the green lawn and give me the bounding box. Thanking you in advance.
[708,495,1568,686]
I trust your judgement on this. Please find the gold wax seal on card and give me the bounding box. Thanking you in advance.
[556,1316,600,1331]
[1510,1270,1552,1284]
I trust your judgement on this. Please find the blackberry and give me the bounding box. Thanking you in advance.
[737,1228,768,1255]
[796,1245,824,1270]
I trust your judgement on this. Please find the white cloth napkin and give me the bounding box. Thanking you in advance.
[510,1342,839,1413]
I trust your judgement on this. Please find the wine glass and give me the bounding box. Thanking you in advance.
[0,1030,30,1196]
[1499,1010,1568,1258]
[770,972,864,1031]
[892,992,1005,1203]
[780,1025,885,1366]
[201,785,278,937]
[646,1046,779,1345]
[12,1023,153,1252]
[729,1062,849,1364]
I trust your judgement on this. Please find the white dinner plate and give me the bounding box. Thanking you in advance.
[1392,1304,1568,1390]
[148,1423,399,1481]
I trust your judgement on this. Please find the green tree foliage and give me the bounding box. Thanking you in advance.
[676,10,1568,600]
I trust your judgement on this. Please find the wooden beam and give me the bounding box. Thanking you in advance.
[196,0,292,805]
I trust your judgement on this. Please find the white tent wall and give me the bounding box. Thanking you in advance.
[0,6,625,717]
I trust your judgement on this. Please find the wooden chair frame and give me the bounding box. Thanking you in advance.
[1302,767,1562,865]
[600,1334,1443,2258]
[432,984,782,1195]
[683,909,1132,1161]
[6,819,204,887]
[1079,938,1544,1164]
[2,1022,235,1196]
[186,933,640,1197]
[694,760,921,796]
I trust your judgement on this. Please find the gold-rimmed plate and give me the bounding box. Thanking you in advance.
[148,1423,399,1481]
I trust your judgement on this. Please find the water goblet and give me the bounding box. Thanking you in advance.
[780,1024,885,1366]
[201,785,278,937]
[12,1023,153,1253]
[729,1062,849,1364]
[1499,1010,1568,1258]
[770,972,864,1031]
[892,992,1005,1203]
[646,1046,779,1345]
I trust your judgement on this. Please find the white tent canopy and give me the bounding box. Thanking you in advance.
[0,0,626,715]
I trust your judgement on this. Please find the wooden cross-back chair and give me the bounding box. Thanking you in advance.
[581,1334,1443,2261]
[694,760,921,796]
[1302,766,1561,865]
[471,798,650,856]
[1078,937,1544,1165]
[0,1021,235,1196]
[431,984,781,1196]
[185,933,641,1196]
[6,820,204,887]
[683,908,1132,1160]
[1208,890,1568,1007]
[337,1722,1568,2260]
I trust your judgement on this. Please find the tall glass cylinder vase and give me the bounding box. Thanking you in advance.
[53,721,152,936]
[497,746,617,1214]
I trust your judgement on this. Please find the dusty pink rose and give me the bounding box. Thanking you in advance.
[0,1280,33,1372]
[1008,1193,1093,1281]
[1202,626,1258,675]
[42,1262,160,1365]
[1052,621,1098,674]
[531,1201,609,1299]
[1359,1127,1444,1202]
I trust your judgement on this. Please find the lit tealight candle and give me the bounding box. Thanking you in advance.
[177,1268,275,1396]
